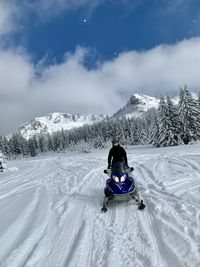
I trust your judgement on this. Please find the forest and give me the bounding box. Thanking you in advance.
[0,86,200,158]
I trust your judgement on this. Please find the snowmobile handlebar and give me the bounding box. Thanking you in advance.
[103,167,134,174]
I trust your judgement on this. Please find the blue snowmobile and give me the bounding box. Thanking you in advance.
[101,162,145,212]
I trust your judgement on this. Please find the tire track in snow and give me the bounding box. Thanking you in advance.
[0,188,44,265]
[134,156,200,267]
[0,159,51,201]
[0,157,69,267]
[31,156,105,267]
[90,207,117,267]
[42,165,104,267]
[1,148,200,267]
[52,164,103,216]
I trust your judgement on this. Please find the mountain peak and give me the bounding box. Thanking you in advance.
[113,93,159,118]
[17,112,107,139]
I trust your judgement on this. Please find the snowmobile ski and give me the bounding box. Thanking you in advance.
[138,200,145,210]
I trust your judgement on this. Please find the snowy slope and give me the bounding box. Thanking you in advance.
[0,144,200,266]
[12,92,198,139]
[113,93,159,118]
[113,92,198,118]
[16,113,107,139]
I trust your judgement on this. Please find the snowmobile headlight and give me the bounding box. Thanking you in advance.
[112,175,119,183]
[120,174,126,183]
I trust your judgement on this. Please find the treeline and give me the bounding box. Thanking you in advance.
[0,112,156,158]
[153,86,200,147]
[0,86,200,158]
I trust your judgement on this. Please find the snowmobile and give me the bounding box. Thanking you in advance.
[101,162,145,212]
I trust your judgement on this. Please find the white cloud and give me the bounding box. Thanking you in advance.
[0,1,19,36]
[101,38,200,95]
[0,49,33,94]
[1,38,200,135]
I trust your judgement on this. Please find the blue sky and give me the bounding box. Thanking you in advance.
[10,0,200,63]
[1,0,200,134]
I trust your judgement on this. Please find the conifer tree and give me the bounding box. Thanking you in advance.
[166,95,180,144]
[28,138,37,157]
[156,95,179,147]
[38,135,45,153]
[179,86,200,143]
[0,137,4,154]
[47,134,54,151]
[156,96,168,146]
[151,114,160,146]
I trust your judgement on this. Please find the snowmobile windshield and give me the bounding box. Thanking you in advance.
[111,162,125,174]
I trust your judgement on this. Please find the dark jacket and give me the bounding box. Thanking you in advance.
[108,145,128,168]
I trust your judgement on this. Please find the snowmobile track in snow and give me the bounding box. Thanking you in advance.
[0,145,200,267]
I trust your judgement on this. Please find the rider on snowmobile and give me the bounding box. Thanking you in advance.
[107,137,129,172]
[101,137,144,212]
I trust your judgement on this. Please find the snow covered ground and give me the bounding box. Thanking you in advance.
[0,144,200,267]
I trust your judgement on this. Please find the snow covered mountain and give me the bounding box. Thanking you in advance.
[17,113,107,139]
[113,93,159,118]
[113,92,198,118]
[17,93,157,139]
[13,92,198,139]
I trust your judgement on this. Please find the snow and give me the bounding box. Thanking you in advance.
[113,93,160,118]
[113,92,198,119]
[134,93,159,109]
[16,113,106,140]
[0,144,200,266]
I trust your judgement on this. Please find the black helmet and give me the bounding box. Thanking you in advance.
[111,136,119,144]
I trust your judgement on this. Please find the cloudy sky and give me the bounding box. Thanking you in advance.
[1,0,200,135]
